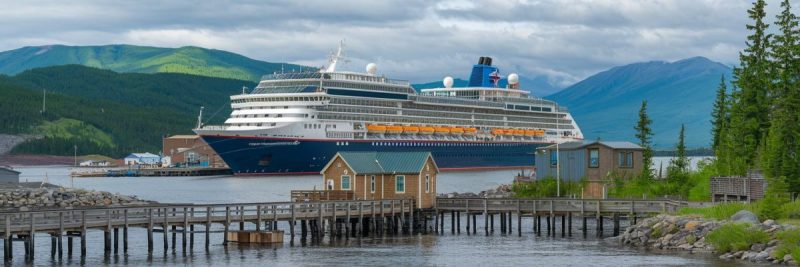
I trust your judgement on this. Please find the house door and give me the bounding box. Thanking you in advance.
[327,179,334,190]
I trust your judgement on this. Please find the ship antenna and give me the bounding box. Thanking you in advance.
[196,106,204,129]
[324,40,347,73]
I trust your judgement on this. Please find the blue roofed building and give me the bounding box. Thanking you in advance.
[123,152,161,166]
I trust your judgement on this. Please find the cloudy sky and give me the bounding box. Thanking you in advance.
[0,0,771,91]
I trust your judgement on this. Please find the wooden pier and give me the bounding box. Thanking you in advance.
[0,197,685,262]
[432,198,684,237]
[0,199,415,262]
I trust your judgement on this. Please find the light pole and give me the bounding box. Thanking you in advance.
[556,110,560,197]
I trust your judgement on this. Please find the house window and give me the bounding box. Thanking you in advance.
[425,175,430,193]
[618,152,634,168]
[550,150,558,166]
[589,149,599,168]
[341,175,351,190]
[370,175,376,193]
[395,175,405,193]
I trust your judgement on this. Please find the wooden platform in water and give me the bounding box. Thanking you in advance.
[226,230,284,243]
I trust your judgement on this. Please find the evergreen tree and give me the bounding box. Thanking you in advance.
[668,124,689,186]
[710,75,728,153]
[634,100,653,180]
[728,0,772,174]
[764,0,800,192]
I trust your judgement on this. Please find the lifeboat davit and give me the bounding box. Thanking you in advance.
[386,125,403,134]
[491,128,505,135]
[403,126,420,134]
[434,126,451,135]
[464,128,478,135]
[450,127,464,135]
[419,126,435,135]
[367,125,387,134]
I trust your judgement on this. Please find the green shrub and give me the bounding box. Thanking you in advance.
[706,223,770,253]
[775,229,800,260]
[678,202,755,220]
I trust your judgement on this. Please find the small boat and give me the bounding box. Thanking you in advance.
[419,126,435,135]
[491,128,505,135]
[386,125,403,134]
[464,128,478,135]
[450,127,464,135]
[524,129,536,136]
[403,126,420,134]
[503,129,514,136]
[513,129,525,136]
[367,124,387,134]
[434,126,451,135]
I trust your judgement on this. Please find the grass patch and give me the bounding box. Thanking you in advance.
[775,229,800,260]
[678,202,758,220]
[706,223,770,253]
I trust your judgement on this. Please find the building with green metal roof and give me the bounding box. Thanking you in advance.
[321,151,439,209]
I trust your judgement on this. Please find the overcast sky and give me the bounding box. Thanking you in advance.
[0,0,772,87]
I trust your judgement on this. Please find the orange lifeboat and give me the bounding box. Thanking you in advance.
[450,127,464,135]
[464,128,478,135]
[419,126,435,135]
[503,129,515,136]
[386,125,403,134]
[367,124,387,134]
[434,126,451,135]
[513,129,525,136]
[524,129,536,136]
[535,129,546,136]
[403,126,420,134]
[491,128,505,135]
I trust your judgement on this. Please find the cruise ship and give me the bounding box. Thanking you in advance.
[194,43,583,175]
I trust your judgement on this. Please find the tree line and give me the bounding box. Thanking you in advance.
[711,0,800,194]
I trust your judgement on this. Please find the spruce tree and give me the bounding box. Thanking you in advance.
[668,124,689,187]
[764,0,800,192]
[729,0,772,174]
[634,100,653,180]
[710,75,728,153]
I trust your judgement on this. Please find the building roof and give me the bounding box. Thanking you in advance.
[323,151,438,174]
[165,135,199,139]
[541,141,643,151]
[125,152,160,158]
[0,167,20,175]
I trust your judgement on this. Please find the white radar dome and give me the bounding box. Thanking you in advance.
[443,76,454,88]
[508,73,519,85]
[366,63,377,75]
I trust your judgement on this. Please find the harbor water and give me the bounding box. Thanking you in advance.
[6,160,745,267]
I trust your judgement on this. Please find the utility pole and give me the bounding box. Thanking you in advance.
[556,111,560,197]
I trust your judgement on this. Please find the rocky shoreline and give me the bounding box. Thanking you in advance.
[619,211,797,265]
[0,183,156,210]
[439,184,514,199]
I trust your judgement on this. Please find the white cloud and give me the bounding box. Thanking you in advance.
[0,0,764,88]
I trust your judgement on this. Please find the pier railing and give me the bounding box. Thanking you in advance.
[435,198,685,215]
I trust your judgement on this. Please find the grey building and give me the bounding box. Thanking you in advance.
[0,167,20,183]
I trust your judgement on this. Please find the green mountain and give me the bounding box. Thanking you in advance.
[0,44,308,82]
[547,57,732,149]
[0,65,256,157]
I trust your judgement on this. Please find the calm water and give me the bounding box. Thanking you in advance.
[5,165,745,266]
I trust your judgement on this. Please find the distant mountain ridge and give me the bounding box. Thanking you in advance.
[0,44,308,82]
[548,56,732,149]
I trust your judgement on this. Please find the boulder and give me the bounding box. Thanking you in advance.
[750,243,765,252]
[730,210,759,224]
[684,220,702,231]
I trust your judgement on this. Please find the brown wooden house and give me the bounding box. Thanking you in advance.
[320,151,439,209]
[536,141,644,198]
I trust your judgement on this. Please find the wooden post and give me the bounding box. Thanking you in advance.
[224,206,230,245]
[532,200,538,233]
[189,208,194,250]
[517,201,521,237]
[80,211,86,257]
[358,202,364,236]
[164,208,170,252]
[29,213,35,260]
[58,212,64,258]
[549,200,554,237]
[239,206,245,231]
[346,202,351,238]
[123,209,129,254]
[273,205,279,231]
[256,205,262,231]
[581,201,586,236]
[561,214,565,237]
[290,204,296,242]
[433,209,439,234]
[182,207,188,252]
[148,209,154,254]
[113,228,119,255]
[318,203,324,239]
[568,212,572,237]
[483,199,488,235]
[451,211,455,234]
[5,215,10,262]
[465,200,470,235]
[205,207,211,250]
[399,200,405,235]
[596,201,602,236]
